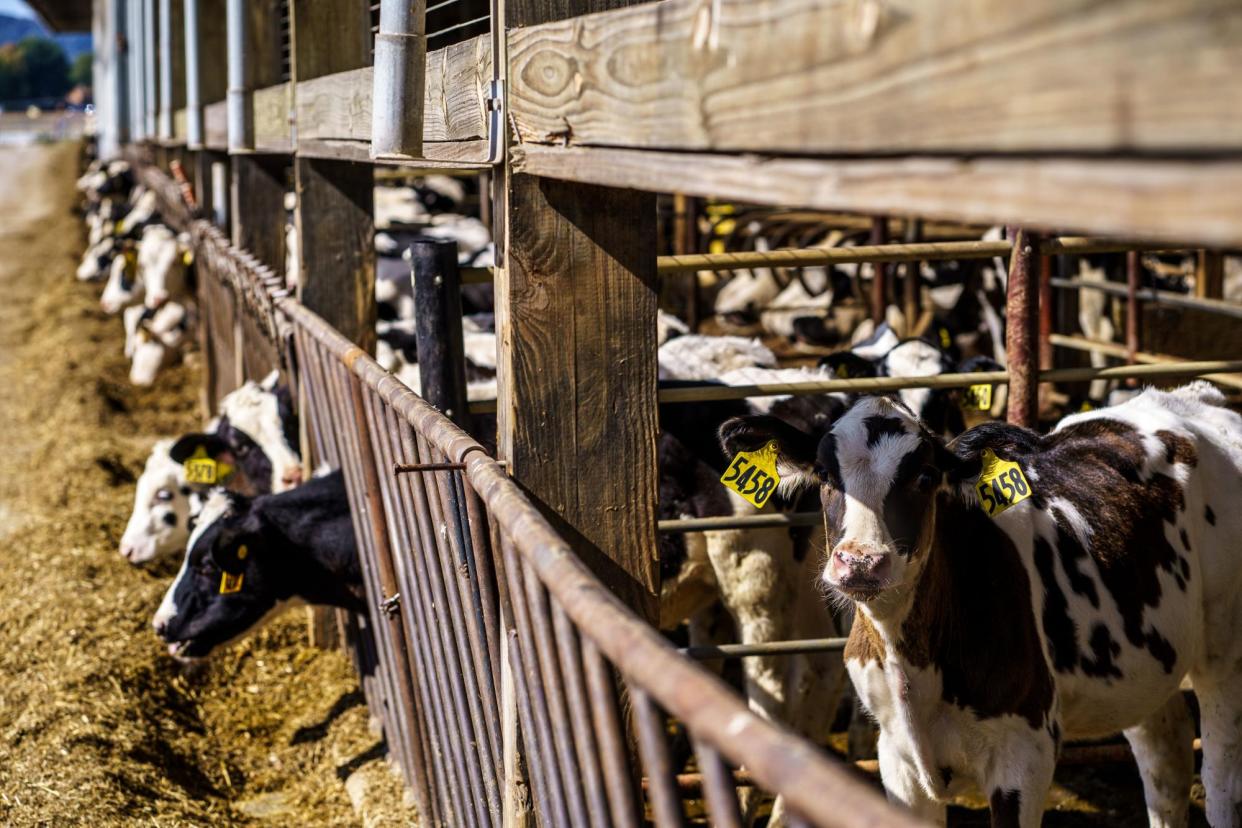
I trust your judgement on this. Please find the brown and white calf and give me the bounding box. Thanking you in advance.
[721,383,1242,827]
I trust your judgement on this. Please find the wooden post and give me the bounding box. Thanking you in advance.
[1004,227,1039,428]
[410,238,470,425]
[230,154,287,270]
[498,2,660,625]
[869,215,888,323]
[1197,251,1224,300]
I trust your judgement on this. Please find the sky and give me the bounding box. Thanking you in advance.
[0,0,36,19]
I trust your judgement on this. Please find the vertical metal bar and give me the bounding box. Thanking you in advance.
[631,689,686,828]
[184,0,202,148]
[226,0,250,151]
[372,0,428,157]
[1126,250,1141,365]
[1004,227,1039,427]
[348,374,435,819]
[902,217,922,329]
[400,431,489,828]
[550,604,611,825]
[869,216,888,323]
[692,739,743,828]
[372,394,457,824]
[501,536,571,826]
[581,640,640,828]
[521,564,591,827]
[462,479,503,694]
[143,0,157,138]
[505,626,555,826]
[158,0,173,139]
[387,411,472,826]
[1038,252,1054,372]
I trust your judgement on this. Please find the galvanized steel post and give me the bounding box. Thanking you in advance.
[371,0,427,158]
[226,0,251,152]
[184,0,202,148]
[158,0,173,139]
[143,0,157,138]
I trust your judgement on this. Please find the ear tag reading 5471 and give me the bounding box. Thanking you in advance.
[184,446,233,485]
[721,441,781,509]
[976,448,1031,517]
[964,383,993,411]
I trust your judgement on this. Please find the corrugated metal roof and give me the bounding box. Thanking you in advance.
[24,0,92,32]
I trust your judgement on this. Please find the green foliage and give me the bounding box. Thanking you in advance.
[0,36,71,103]
[69,52,92,88]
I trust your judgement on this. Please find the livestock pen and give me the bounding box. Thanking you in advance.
[67,0,1242,824]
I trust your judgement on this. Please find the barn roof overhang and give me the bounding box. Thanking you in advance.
[24,0,92,32]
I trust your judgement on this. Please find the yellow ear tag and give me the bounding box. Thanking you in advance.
[236,544,248,560]
[975,448,1031,518]
[183,446,233,485]
[219,571,244,594]
[939,327,952,349]
[721,441,781,509]
[181,250,194,266]
[836,364,851,379]
[1079,400,1095,413]
[965,383,993,411]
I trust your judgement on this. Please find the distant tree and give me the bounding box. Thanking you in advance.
[0,43,22,101]
[69,52,92,88]
[15,37,69,99]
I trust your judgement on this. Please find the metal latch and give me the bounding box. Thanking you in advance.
[486,79,505,165]
[380,592,401,617]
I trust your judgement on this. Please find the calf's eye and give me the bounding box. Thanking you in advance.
[155,488,174,502]
[915,466,940,492]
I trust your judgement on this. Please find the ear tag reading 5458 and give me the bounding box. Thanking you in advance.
[721,441,781,509]
[976,448,1031,517]
[964,384,993,411]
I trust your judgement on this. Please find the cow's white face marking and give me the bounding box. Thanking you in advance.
[153,489,234,632]
[218,377,301,492]
[121,440,191,564]
[820,397,928,608]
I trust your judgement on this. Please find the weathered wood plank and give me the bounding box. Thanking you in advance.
[498,175,660,622]
[173,108,187,142]
[514,145,1242,248]
[230,154,287,274]
[253,81,292,153]
[204,100,228,149]
[507,0,1242,155]
[296,34,491,145]
[298,138,491,168]
[291,0,371,82]
[294,158,376,355]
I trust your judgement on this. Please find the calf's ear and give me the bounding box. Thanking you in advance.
[170,433,234,465]
[211,511,263,574]
[719,416,821,489]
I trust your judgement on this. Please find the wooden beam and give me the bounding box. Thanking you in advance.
[508,0,1242,156]
[294,157,376,355]
[204,100,228,149]
[1196,251,1225,299]
[295,36,491,147]
[230,154,287,272]
[297,138,491,168]
[514,146,1242,249]
[254,81,293,153]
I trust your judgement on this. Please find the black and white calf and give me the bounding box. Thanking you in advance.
[120,374,301,564]
[152,471,362,660]
[721,384,1242,827]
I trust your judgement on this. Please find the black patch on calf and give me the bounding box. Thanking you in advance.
[939,767,953,788]
[990,789,1022,828]
[1033,537,1079,673]
[1080,623,1123,679]
[864,415,906,447]
[1179,528,1191,551]
[1205,505,1216,525]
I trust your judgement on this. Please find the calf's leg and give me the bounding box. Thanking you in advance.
[980,730,1055,828]
[1192,672,1242,828]
[877,731,946,825]
[1122,691,1194,828]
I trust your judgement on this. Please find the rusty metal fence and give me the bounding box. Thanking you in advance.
[136,162,916,827]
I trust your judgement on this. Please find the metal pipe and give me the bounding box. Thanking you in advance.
[184,0,202,148]
[372,0,427,158]
[158,0,173,139]
[1126,251,1142,365]
[681,637,849,660]
[143,0,158,138]
[659,512,822,534]
[632,689,686,828]
[226,0,251,152]
[1005,227,1039,427]
[657,239,1013,275]
[1049,335,1242,391]
[110,0,130,152]
[1051,276,1242,319]
[693,739,744,828]
[551,603,612,825]
[582,640,641,828]
[869,216,888,323]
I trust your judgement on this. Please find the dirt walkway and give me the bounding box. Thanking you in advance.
[0,142,406,826]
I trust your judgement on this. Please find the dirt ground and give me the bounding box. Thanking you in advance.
[0,142,409,825]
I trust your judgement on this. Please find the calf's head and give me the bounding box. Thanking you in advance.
[152,492,285,660]
[721,396,961,608]
[120,439,193,564]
